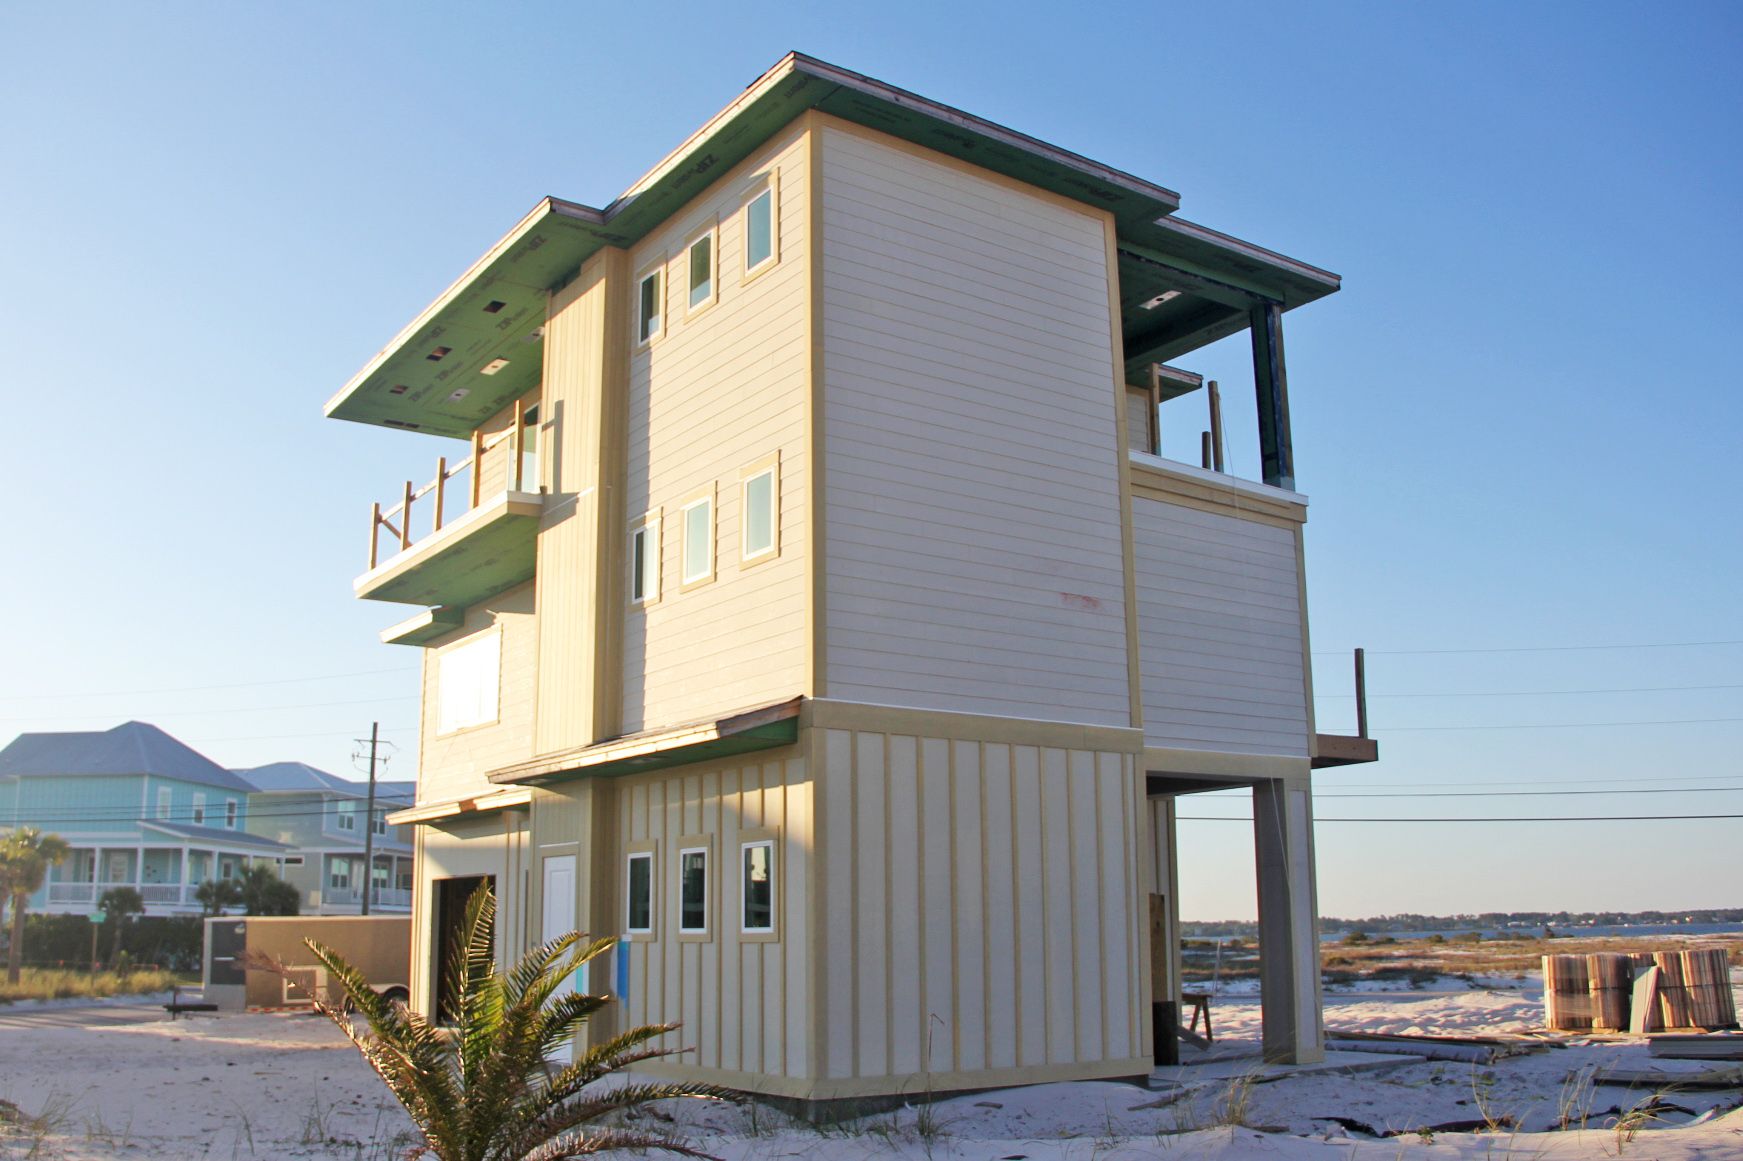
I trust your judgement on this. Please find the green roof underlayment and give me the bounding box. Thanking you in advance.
[327,53,1339,439]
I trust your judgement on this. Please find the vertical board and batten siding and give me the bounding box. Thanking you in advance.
[818,727,1145,1083]
[1132,498,1309,755]
[615,752,811,1081]
[818,125,1131,726]
[621,127,810,734]
[416,582,537,804]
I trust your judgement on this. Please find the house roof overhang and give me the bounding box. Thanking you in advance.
[325,52,1337,438]
[385,787,533,828]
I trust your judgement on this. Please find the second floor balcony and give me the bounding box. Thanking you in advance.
[355,399,543,616]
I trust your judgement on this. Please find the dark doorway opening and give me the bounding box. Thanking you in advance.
[432,874,493,1023]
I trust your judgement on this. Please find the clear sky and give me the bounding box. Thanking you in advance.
[2,2,1738,920]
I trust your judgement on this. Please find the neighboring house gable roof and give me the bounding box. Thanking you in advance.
[232,761,414,804]
[0,722,254,793]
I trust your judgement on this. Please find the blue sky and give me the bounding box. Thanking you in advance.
[2,2,1738,919]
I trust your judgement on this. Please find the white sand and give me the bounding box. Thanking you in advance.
[2,979,1739,1160]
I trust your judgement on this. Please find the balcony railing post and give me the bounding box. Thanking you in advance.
[1354,647,1369,739]
[368,502,381,569]
[433,457,447,532]
[400,481,414,551]
[470,430,483,508]
[1208,379,1226,473]
[511,397,525,492]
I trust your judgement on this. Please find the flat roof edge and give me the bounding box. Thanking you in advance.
[1153,215,1341,288]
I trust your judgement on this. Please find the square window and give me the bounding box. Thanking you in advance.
[630,515,661,604]
[678,847,708,933]
[625,852,653,933]
[742,840,774,933]
[637,267,664,343]
[687,231,715,311]
[337,802,357,831]
[745,186,775,274]
[681,495,713,586]
[437,631,501,734]
[741,463,777,562]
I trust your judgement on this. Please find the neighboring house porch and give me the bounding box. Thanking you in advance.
[43,825,293,914]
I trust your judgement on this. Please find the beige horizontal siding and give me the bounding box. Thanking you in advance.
[1133,497,1310,755]
[621,124,810,733]
[819,125,1131,727]
[417,582,537,804]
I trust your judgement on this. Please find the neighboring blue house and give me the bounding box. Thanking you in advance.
[231,762,414,914]
[0,722,293,915]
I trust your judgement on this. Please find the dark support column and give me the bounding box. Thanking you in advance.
[1250,303,1295,491]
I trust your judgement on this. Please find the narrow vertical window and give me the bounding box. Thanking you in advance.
[625,852,653,933]
[629,516,660,604]
[687,231,715,311]
[192,793,206,826]
[740,461,777,562]
[681,495,713,586]
[156,787,171,820]
[225,800,238,829]
[678,847,708,933]
[637,268,663,343]
[744,187,775,273]
[742,840,774,934]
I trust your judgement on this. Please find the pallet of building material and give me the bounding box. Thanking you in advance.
[1543,954,1595,1031]
[1326,1030,1545,1064]
[1683,949,1737,1029]
[1587,953,1633,1031]
[1648,1032,1743,1061]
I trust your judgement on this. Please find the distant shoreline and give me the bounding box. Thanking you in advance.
[1183,909,1742,940]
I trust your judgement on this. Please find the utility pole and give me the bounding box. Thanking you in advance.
[361,721,379,916]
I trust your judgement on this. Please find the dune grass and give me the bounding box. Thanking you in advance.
[0,966,183,1004]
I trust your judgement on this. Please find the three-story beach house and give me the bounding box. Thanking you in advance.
[328,54,1376,1104]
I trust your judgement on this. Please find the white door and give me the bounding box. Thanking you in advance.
[541,855,577,1064]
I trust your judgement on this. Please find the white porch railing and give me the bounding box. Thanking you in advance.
[48,883,95,904]
[139,884,185,904]
[372,887,412,908]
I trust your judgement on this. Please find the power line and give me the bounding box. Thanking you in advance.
[1,667,419,701]
[0,695,419,724]
[1181,813,1743,823]
[1316,683,1743,699]
[1312,639,1743,657]
[1380,717,1743,732]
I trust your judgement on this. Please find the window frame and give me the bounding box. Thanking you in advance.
[679,488,715,590]
[684,223,718,316]
[337,801,357,832]
[740,833,777,938]
[741,173,780,280]
[224,799,238,830]
[676,839,711,940]
[624,847,656,936]
[636,262,665,345]
[156,787,171,821]
[628,510,662,606]
[435,628,502,737]
[191,792,206,826]
[738,452,780,567]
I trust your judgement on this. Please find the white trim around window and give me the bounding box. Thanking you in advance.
[679,488,715,590]
[742,173,779,279]
[677,841,710,939]
[636,262,665,345]
[156,787,171,820]
[629,510,661,606]
[740,835,776,937]
[191,792,206,826]
[684,223,718,315]
[739,452,780,566]
[625,847,655,936]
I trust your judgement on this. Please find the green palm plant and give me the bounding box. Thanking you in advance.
[303,883,723,1161]
[1,827,71,984]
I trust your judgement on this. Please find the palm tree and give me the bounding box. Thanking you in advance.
[0,827,71,984]
[304,883,723,1161]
